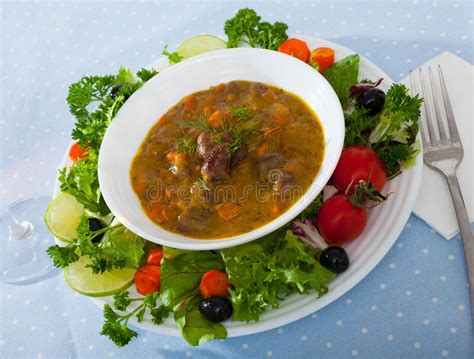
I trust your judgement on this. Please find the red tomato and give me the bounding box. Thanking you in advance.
[146,248,164,266]
[134,265,160,295]
[310,47,335,73]
[199,270,229,298]
[316,194,368,244]
[278,38,311,63]
[332,145,387,193]
[69,142,88,163]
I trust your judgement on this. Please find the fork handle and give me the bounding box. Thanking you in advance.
[446,173,474,323]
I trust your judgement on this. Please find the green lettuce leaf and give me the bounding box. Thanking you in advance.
[174,296,227,346]
[323,54,360,109]
[160,250,224,309]
[99,226,145,268]
[221,230,335,322]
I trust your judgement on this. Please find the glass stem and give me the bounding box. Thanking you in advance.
[1,202,34,241]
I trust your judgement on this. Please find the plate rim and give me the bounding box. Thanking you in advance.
[52,35,423,338]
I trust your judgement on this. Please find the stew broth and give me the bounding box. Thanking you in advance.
[130,81,324,239]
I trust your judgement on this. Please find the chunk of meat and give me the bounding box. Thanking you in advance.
[249,82,268,97]
[175,205,212,234]
[197,132,218,160]
[224,81,239,102]
[201,145,231,183]
[257,153,284,182]
[230,145,247,168]
[272,172,296,198]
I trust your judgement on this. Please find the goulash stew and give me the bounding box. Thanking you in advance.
[130,81,324,239]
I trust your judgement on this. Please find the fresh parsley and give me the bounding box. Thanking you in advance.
[162,44,183,65]
[100,291,170,347]
[224,8,288,50]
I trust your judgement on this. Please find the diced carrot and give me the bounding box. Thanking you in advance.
[203,105,214,116]
[271,202,280,214]
[273,114,286,126]
[215,202,243,221]
[212,83,225,94]
[174,153,188,167]
[158,115,168,124]
[135,175,147,194]
[273,103,290,117]
[207,110,222,129]
[148,204,169,223]
[256,143,269,155]
[166,152,176,162]
[262,87,278,101]
[183,95,196,107]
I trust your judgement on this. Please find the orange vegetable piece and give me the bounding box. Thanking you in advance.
[211,83,225,94]
[278,38,311,62]
[135,265,161,295]
[183,94,196,107]
[69,142,88,163]
[215,202,243,220]
[207,110,222,129]
[256,143,270,155]
[166,152,176,163]
[199,270,229,298]
[310,47,335,73]
[273,103,290,117]
[203,105,214,116]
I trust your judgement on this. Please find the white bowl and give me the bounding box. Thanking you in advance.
[98,48,344,250]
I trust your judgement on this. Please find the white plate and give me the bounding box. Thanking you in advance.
[53,36,422,338]
[98,47,345,250]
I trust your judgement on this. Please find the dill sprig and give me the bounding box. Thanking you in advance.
[176,134,198,156]
[228,106,252,120]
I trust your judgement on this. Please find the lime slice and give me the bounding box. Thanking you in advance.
[65,256,135,297]
[45,192,84,243]
[176,35,227,60]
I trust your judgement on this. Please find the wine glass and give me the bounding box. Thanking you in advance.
[0,196,53,284]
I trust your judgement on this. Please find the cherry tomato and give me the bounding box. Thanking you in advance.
[316,194,367,244]
[134,265,160,295]
[332,145,387,193]
[69,142,88,163]
[310,47,335,73]
[278,38,311,63]
[199,270,229,298]
[146,247,164,266]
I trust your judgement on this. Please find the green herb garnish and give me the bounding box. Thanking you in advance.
[100,291,170,347]
[195,178,210,191]
[228,106,252,120]
[162,44,183,65]
[177,134,198,156]
[224,8,288,50]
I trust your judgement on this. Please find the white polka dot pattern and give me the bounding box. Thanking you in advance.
[0,1,472,358]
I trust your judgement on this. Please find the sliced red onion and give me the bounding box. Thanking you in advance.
[350,78,384,96]
[293,219,328,249]
[323,185,338,202]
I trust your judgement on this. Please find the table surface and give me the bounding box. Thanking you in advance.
[1,1,473,358]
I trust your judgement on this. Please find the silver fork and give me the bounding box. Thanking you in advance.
[410,66,474,322]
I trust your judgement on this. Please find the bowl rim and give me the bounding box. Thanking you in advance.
[98,47,345,250]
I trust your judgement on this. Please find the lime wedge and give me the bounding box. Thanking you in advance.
[176,35,227,60]
[45,192,84,243]
[65,256,135,297]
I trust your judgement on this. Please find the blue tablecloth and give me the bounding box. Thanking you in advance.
[1,1,473,358]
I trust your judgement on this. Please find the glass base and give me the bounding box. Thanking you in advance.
[1,196,53,284]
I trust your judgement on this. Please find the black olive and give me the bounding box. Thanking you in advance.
[199,296,233,323]
[110,84,123,98]
[356,88,385,116]
[88,217,104,243]
[319,246,350,274]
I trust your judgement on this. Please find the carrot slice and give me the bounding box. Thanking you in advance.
[273,114,286,126]
[183,95,196,107]
[273,103,290,117]
[166,152,176,163]
[278,38,311,62]
[212,83,225,94]
[207,110,222,129]
[310,47,335,73]
[255,143,269,155]
[215,202,243,220]
[203,105,214,116]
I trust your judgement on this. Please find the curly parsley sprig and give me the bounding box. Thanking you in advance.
[101,291,170,347]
